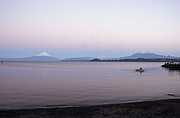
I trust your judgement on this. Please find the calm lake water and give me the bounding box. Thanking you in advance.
[0,62,180,109]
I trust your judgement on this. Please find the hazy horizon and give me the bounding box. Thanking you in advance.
[1,0,180,58]
[0,51,179,60]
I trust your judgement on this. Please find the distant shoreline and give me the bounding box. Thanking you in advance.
[1,99,180,118]
[91,58,180,62]
[1,58,180,62]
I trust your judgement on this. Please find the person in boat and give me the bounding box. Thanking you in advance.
[139,68,144,72]
[136,67,144,72]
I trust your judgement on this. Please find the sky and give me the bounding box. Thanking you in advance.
[0,0,180,58]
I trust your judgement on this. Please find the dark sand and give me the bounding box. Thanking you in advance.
[1,99,180,118]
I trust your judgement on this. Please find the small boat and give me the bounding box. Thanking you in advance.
[136,68,144,72]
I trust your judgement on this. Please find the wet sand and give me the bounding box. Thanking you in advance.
[0,99,180,118]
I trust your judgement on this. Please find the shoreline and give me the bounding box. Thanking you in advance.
[0,97,175,110]
[1,99,180,118]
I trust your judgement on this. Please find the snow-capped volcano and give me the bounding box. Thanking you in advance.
[0,51,61,61]
[36,52,50,56]
[118,52,178,59]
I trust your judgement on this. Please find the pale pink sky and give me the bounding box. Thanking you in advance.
[0,0,180,58]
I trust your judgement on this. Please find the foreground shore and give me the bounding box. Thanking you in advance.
[1,99,180,118]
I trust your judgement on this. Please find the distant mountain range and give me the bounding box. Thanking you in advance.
[117,52,178,59]
[63,52,178,61]
[0,52,61,61]
[0,51,179,61]
[62,57,95,61]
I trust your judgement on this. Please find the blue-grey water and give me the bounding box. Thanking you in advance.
[0,62,180,109]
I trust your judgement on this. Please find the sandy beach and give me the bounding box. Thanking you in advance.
[0,99,180,118]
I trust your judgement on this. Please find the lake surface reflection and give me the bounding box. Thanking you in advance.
[0,62,180,109]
